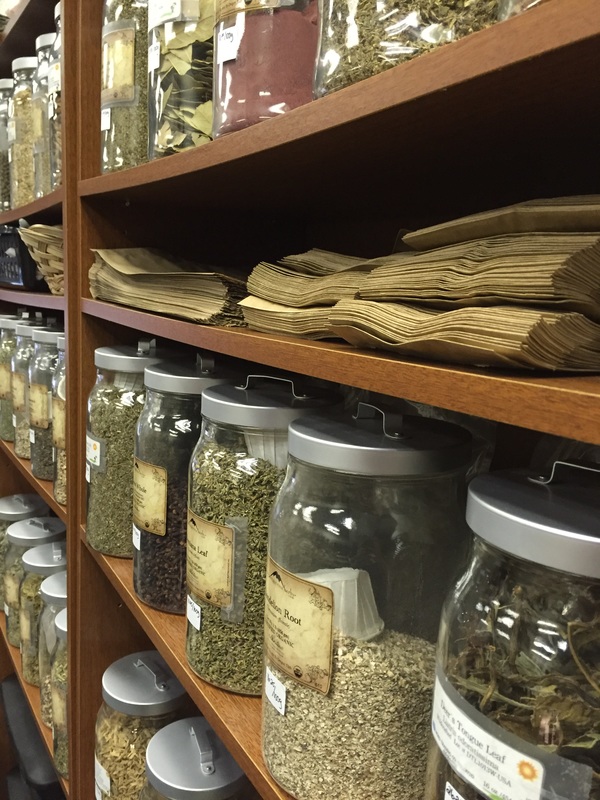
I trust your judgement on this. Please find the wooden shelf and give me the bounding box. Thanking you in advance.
[0,188,63,226]
[0,288,65,310]
[0,0,58,77]
[0,440,67,521]
[84,538,292,800]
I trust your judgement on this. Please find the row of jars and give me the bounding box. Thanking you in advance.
[0,2,62,210]
[101,0,543,173]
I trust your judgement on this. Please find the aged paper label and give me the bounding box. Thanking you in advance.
[186,510,234,608]
[132,457,167,536]
[29,383,51,429]
[52,396,66,448]
[101,23,136,106]
[11,372,26,412]
[0,363,11,398]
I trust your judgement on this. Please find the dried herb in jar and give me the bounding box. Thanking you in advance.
[5,559,24,646]
[31,427,54,480]
[10,84,35,207]
[54,448,67,505]
[20,571,44,685]
[41,672,53,726]
[51,644,68,777]
[0,523,9,605]
[14,419,30,459]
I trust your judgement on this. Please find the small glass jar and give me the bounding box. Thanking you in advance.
[86,343,165,557]
[9,57,37,209]
[19,541,67,686]
[32,32,55,199]
[52,334,67,505]
[0,316,18,440]
[134,357,232,614]
[262,404,472,799]
[0,78,13,211]
[148,0,214,159]
[100,0,148,172]
[48,2,62,191]
[11,324,52,459]
[3,516,65,647]
[142,717,251,800]
[38,569,66,727]
[186,376,334,695]
[212,0,318,137]
[29,328,60,480]
[94,651,187,800]
[51,607,68,778]
[0,493,49,606]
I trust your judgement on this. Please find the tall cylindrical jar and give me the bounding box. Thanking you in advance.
[19,541,67,686]
[148,0,214,159]
[133,358,232,614]
[32,33,55,199]
[100,0,148,171]
[212,0,318,137]
[48,2,62,190]
[51,607,68,777]
[0,316,18,440]
[0,78,13,211]
[52,334,67,505]
[94,651,187,800]
[186,376,334,695]
[425,463,600,800]
[86,343,164,557]
[262,405,472,800]
[38,569,66,727]
[29,328,60,480]
[9,57,36,209]
[12,324,52,459]
[0,494,49,606]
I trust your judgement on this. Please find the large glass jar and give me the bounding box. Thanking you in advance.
[52,334,67,505]
[19,541,67,686]
[9,57,36,209]
[0,493,49,606]
[262,404,472,800]
[94,651,187,800]
[51,607,68,777]
[0,79,13,211]
[11,324,52,459]
[134,357,232,614]
[86,343,165,557]
[212,0,318,137]
[148,0,214,159]
[29,328,60,480]
[0,316,18,440]
[32,32,55,198]
[3,516,65,646]
[186,376,334,695]
[38,569,66,727]
[142,717,251,799]
[425,463,600,800]
[100,0,148,172]
[48,2,62,190]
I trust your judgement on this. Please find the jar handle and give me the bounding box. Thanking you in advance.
[239,374,310,399]
[529,459,600,486]
[353,402,404,439]
[190,726,215,775]
[133,657,170,690]
[196,352,215,375]
[136,337,156,357]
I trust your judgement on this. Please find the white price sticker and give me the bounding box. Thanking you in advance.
[48,61,61,94]
[132,524,141,550]
[217,18,243,65]
[186,595,201,630]
[148,41,161,72]
[95,755,111,794]
[85,462,91,483]
[100,107,111,131]
[7,119,15,143]
[95,784,102,800]
[3,603,7,616]
[11,414,16,428]
[29,428,35,443]
[86,432,103,467]
[265,666,286,716]
[445,782,466,800]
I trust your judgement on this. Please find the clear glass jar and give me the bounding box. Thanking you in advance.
[148,0,214,159]
[212,0,318,137]
[94,651,187,800]
[0,493,49,606]
[101,0,148,172]
[9,57,37,208]
[0,316,18,440]
[38,569,66,727]
[425,464,600,800]
[29,328,60,480]
[498,0,550,18]
[3,517,65,647]
[262,405,472,800]
[52,334,67,505]
[186,377,333,695]
[11,324,51,459]
[19,541,67,686]
[48,2,62,191]
[32,33,55,198]
[51,607,68,777]
[0,79,13,211]
[86,343,165,557]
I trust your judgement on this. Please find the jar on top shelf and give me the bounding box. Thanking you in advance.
[38,569,66,727]
[52,334,67,505]
[29,328,60,480]
[48,2,62,190]
[0,494,49,605]
[9,57,37,208]
[51,607,68,777]
[0,78,13,210]
[32,32,55,199]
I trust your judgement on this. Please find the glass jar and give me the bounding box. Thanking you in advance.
[212,0,318,137]
[0,316,18,440]
[262,404,472,800]
[19,541,67,686]
[134,357,233,614]
[142,717,250,799]
[186,376,334,695]
[52,334,67,505]
[0,493,49,606]
[48,2,62,190]
[498,0,549,18]
[148,0,214,159]
[32,32,55,198]
[3,516,65,647]
[0,78,13,211]
[51,607,68,777]
[38,569,66,727]
[86,343,166,557]
[95,651,187,800]
[425,463,600,800]
[29,328,60,480]
[11,323,52,459]
[100,0,148,172]
[9,57,37,208]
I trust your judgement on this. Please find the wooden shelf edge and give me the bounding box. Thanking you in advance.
[0,440,67,521]
[0,288,65,310]
[0,188,63,226]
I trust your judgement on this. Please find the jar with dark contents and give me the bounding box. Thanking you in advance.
[0,79,13,210]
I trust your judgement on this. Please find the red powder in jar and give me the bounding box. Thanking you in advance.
[214,0,319,136]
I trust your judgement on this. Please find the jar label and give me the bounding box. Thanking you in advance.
[5,572,20,606]
[216,17,244,64]
[32,98,44,144]
[149,0,182,29]
[86,432,106,471]
[11,372,26,412]
[51,683,67,729]
[101,21,136,107]
[265,666,286,715]
[100,107,111,131]
[132,457,167,536]
[132,523,141,550]
[217,0,281,23]
[29,428,35,443]
[52,396,66,448]
[264,557,334,695]
[19,607,30,644]
[148,41,161,72]
[48,61,61,95]
[186,510,234,608]
[445,783,466,800]
[7,119,15,144]
[187,594,202,630]
[30,382,51,429]
[0,363,11,398]
[95,754,111,795]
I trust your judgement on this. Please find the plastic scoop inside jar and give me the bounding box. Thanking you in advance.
[244,431,289,469]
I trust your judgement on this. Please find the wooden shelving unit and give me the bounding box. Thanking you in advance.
[0,0,57,76]
[0,441,66,520]
[0,187,63,226]
[0,288,65,310]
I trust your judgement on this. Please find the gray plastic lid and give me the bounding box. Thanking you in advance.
[33,328,62,344]
[0,493,49,521]
[146,717,247,800]
[288,404,472,475]
[94,343,163,373]
[56,334,66,350]
[22,541,67,576]
[7,516,66,546]
[0,79,13,91]
[0,316,18,329]
[201,375,334,430]
[54,1,61,19]
[16,323,42,337]
[12,57,37,72]
[35,33,56,50]
[467,465,600,579]
[40,569,67,606]
[102,651,187,716]
[55,607,67,640]
[144,357,232,396]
